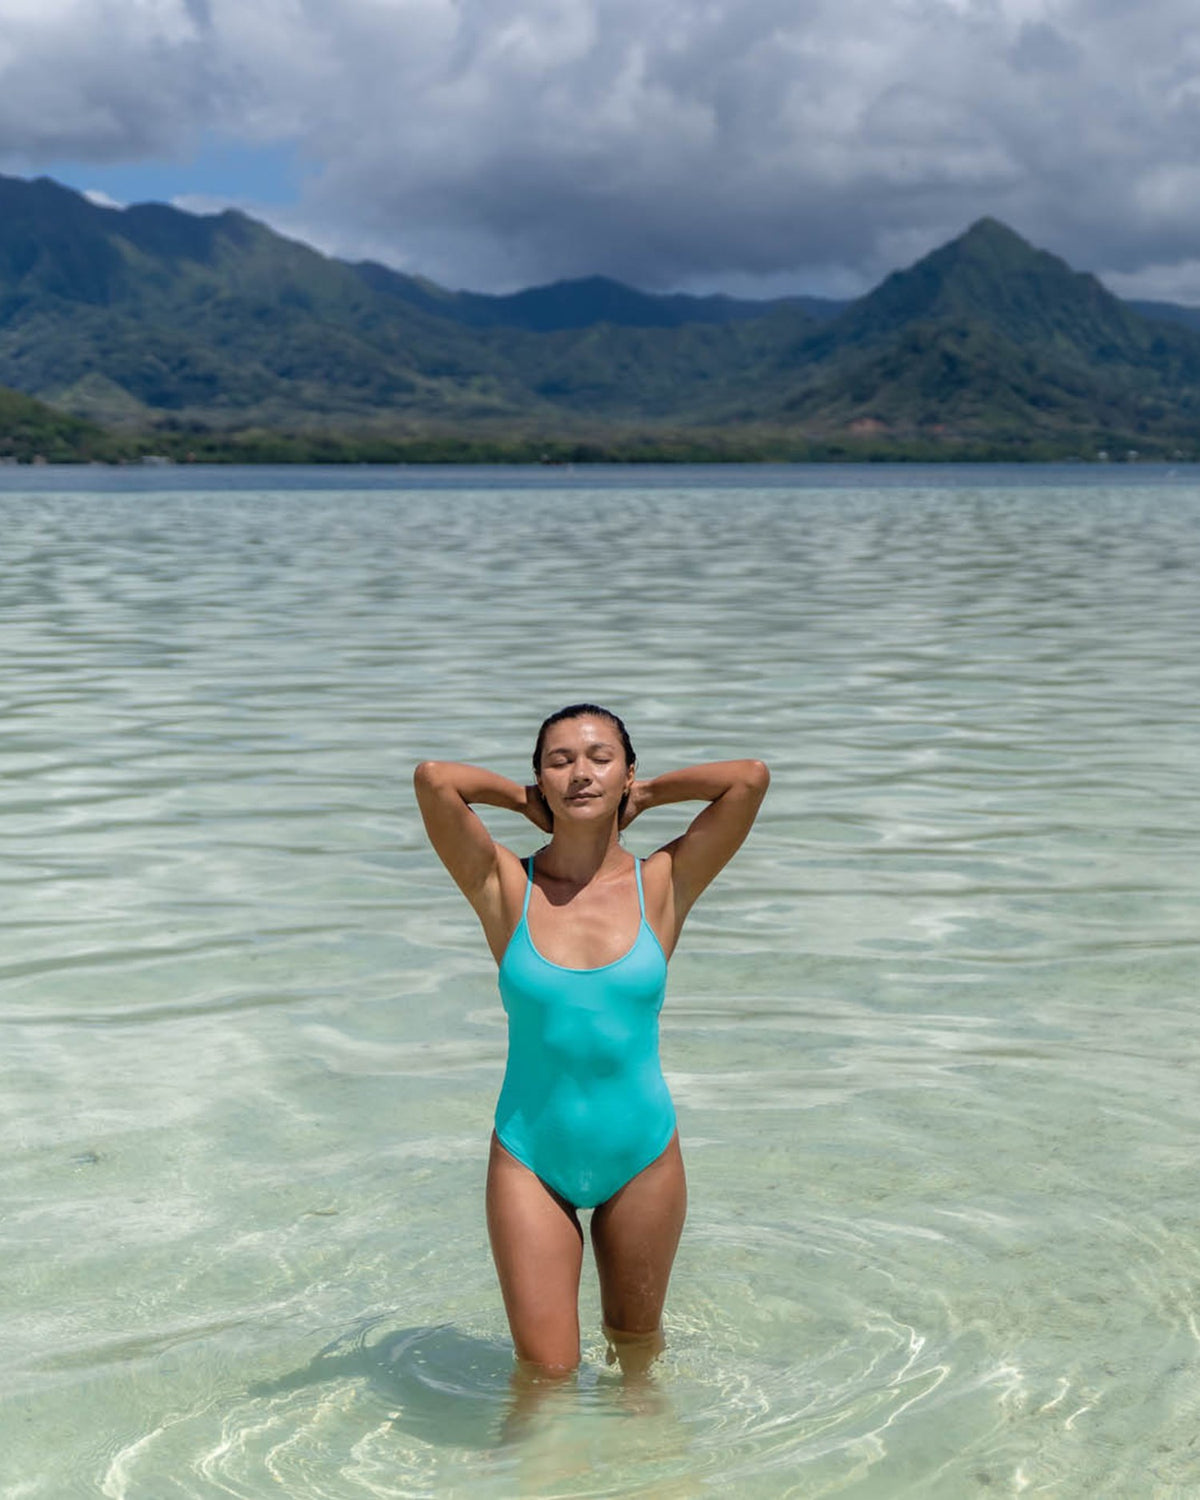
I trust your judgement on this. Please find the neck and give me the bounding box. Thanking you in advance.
[539,822,627,885]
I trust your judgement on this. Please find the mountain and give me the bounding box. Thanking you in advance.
[805,217,1148,354]
[5,173,1200,456]
[354,262,845,331]
[744,218,1200,444]
[0,173,821,427]
[0,174,525,426]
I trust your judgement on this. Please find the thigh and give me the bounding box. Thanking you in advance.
[589,1132,687,1336]
[486,1134,585,1370]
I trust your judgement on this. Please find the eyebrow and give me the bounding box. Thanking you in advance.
[545,739,617,754]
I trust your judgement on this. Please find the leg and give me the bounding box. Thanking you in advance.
[589,1132,687,1377]
[486,1133,585,1372]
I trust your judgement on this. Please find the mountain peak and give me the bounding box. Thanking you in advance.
[919,216,1054,281]
[922,216,1059,288]
[957,216,1032,250]
[820,214,1140,355]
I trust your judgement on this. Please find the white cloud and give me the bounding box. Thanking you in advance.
[83,187,124,208]
[4,0,1200,295]
[0,0,216,159]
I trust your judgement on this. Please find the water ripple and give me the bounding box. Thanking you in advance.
[4,472,1200,1497]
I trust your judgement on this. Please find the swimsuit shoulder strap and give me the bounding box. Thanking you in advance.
[633,856,646,920]
[523,856,535,918]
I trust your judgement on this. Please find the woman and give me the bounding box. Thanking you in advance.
[413,704,768,1377]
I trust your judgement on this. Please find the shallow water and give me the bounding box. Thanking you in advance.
[3,465,1200,1498]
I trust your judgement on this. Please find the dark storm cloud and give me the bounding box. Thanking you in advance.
[5,0,1200,297]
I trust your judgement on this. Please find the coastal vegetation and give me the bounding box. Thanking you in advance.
[0,384,117,463]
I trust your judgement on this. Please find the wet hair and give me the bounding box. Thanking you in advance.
[532,703,636,825]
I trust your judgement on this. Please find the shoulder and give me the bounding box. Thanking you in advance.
[468,843,538,964]
[495,842,531,892]
[638,847,674,919]
[466,840,529,924]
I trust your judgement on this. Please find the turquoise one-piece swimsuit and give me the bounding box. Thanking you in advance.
[495,856,676,1209]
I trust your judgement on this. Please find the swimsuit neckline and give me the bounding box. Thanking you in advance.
[513,914,665,975]
[500,853,668,974]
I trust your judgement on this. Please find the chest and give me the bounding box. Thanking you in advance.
[525,883,643,969]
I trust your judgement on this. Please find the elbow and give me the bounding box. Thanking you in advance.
[745,759,770,796]
[413,760,447,792]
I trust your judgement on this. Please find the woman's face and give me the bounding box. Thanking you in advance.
[536,715,634,823]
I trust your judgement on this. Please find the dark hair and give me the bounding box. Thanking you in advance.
[532,703,637,825]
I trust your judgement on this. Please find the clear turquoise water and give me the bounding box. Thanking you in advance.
[3,465,1200,1498]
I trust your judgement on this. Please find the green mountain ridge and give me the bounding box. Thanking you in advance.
[5,174,1200,458]
[354,262,842,332]
[754,219,1200,444]
[806,218,1139,353]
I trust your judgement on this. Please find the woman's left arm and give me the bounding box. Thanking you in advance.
[625,760,770,929]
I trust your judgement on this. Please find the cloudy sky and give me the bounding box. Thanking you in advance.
[2,0,1200,301]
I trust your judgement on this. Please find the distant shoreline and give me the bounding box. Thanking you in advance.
[5,433,1196,467]
[5,460,1200,496]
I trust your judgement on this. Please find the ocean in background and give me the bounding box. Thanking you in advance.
[3,464,1200,1498]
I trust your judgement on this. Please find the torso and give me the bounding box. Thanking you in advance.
[493,854,676,1209]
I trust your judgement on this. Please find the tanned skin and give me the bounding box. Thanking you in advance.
[414,714,769,1376]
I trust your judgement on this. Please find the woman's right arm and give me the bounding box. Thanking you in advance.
[413,761,548,914]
